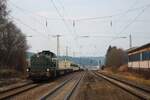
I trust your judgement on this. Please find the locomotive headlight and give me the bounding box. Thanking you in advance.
[46,68,50,72]
[26,68,30,72]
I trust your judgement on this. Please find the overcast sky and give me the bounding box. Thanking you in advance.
[8,0,150,57]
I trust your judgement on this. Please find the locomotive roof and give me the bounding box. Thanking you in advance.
[38,50,56,57]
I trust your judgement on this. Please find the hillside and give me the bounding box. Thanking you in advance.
[60,56,105,66]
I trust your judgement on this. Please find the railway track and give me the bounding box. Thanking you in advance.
[99,72,150,93]
[41,72,85,100]
[0,82,41,100]
[0,81,33,93]
[93,71,150,100]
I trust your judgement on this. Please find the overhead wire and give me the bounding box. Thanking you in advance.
[103,3,150,50]
[9,3,43,25]
[117,4,150,35]
[57,0,65,12]
[56,0,80,53]
[9,0,77,39]
[115,0,139,20]
[56,0,74,29]
[103,3,150,49]
[49,0,72,34]
[10,0,150,36]
[10,15,49,38]
[49,0,79,56]
[9,0,150,23]
[71,1,150,51]
[10,1,150,36]
[9,1,64,21]
[9,1,59,38]
[75,3,150,21]
[9,1,49,35]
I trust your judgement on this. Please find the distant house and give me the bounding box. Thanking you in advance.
[127,43,150,76]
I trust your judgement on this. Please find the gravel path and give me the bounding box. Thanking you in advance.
[74,70,140,100]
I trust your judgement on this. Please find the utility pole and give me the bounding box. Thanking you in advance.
[79,46,82,67]
[99,60,101,69]
[66,46,68,58]
[65,46,68,68]
[73,51,75,57]
[56,35,61,68]
[54,34,61,77]
[56,35,60,58]
[129,34,132,48]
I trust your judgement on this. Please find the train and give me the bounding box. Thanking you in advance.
[26,50,81,81]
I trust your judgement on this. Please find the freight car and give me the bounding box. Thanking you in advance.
[27,50,79,81]
[71,63,81,72]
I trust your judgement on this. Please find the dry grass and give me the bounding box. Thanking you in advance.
[0,69,26,87]
[101,67,150,87]
[0,68,27,78]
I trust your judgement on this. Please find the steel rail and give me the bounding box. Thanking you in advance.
[41,72,84,100]
[0,83,41,100]
[40,76,75,100]
[99,72,150,93]
[0,81,33,94]
[64,72,85,100]
[93,71,150,100]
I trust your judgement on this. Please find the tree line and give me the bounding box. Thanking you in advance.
[0,0,28,72]
[105,46,128,69]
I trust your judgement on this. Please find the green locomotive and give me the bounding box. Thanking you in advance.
[27,50,75,81]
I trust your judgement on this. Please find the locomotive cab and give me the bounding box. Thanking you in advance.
[28,51,57,81]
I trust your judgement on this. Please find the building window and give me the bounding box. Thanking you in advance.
[128,53,141,62]
[142,51,150,60]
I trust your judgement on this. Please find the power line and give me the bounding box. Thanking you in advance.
[49,0,79,54]
[9,15,150,40]
[75,3,150,21]
[112,0,139,28]
[49,0,72,33]
[56,0,75,30]
[9,3,43,25]
[9,1,150,22]
[10,15,48,37]
[9,1,59,37]
[78,35,127,39]
[9,1,64,21]
[57,0,65,12]
[9,0,76,40]
[118,4,150,35]
[56,0,79,50]
[9,1,57,35]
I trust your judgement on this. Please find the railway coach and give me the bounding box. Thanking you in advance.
[127,43,150,77]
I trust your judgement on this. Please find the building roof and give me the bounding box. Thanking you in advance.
[127,43,150,53]
[126,47,138,53]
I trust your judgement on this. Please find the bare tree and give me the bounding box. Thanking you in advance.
[0,0,28,72]
[105,46,128,68]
